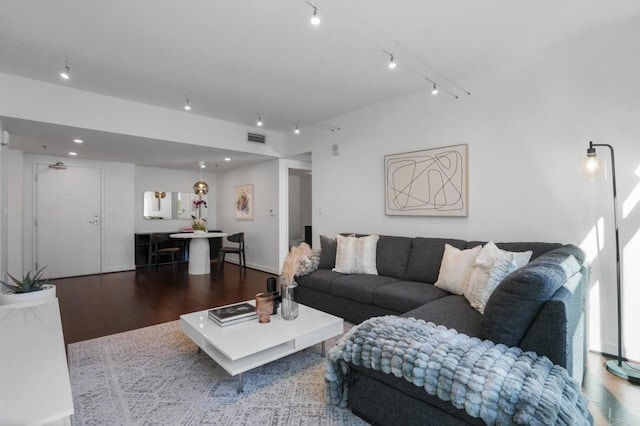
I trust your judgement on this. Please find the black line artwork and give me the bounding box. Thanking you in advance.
[385,145,467,216]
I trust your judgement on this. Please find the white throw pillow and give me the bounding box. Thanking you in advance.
[434,244,482,295]
[332,234,379,275]
[464,242,533,314]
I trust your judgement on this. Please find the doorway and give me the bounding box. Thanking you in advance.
[35,163,102,278]
[288,169,312,249]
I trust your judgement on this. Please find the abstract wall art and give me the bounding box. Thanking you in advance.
[385,144,468,217]
[234,184,254,220]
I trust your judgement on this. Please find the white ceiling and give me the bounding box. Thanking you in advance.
[2,0,640,170]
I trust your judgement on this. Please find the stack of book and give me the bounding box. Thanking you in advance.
[208,302,257,327]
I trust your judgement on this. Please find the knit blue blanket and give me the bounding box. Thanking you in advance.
[326,316,593,425]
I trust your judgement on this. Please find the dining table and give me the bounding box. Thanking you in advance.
[169,231,228,275]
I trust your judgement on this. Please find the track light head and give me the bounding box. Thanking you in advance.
[388,54,396,69]
[184,100,191,111]
[311,8,320,25]
[60,55,70,80]
[294,124,300,134]
[60,66,70,80]
[432,84,439,95]
[257,115,263,127]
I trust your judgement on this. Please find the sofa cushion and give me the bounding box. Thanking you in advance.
[466,241,562,261]
[330,275,400,304]
[404,238,467,283]
[375,235,414,279]
[372,281,449,312]
[333,234,379,275]
[434,244,481,295]
[402,295,483,338]
[318,235,337,269]
[295,269,343,293]
[463,242,533,314]
[481,244,585,347]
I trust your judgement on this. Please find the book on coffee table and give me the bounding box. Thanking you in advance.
[209,314,257,327]
[208,302,256,323]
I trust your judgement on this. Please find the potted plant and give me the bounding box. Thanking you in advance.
[0,266,56,305]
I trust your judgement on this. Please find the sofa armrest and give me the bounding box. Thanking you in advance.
[519,265,588,383]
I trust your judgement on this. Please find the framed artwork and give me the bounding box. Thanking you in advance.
[385,144,468,217]
[234,184,254,220]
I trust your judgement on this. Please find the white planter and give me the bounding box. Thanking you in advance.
[0,284,56,305]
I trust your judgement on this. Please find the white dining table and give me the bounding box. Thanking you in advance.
[170,232,227,275]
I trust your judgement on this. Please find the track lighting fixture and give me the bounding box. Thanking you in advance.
[60,55,70,80]
[257,115,263,127]
[431,83,439,95]
[184,92,192,111]
[294,124,300,134]
[306,1,320,25]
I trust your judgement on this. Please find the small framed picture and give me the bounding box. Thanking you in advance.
[234,184,253,220]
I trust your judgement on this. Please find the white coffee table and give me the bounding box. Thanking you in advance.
[180,302,343,392]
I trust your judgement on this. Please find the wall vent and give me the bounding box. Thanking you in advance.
[247,132,266,144]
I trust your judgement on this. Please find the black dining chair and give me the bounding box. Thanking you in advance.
[148,233,182,273]
[217,232,246,274]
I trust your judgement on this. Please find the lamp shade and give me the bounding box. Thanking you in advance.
[193,181,209,195]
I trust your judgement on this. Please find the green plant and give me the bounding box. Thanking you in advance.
[0,266,50,293]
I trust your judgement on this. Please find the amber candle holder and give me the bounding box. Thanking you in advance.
[255,292,274,323]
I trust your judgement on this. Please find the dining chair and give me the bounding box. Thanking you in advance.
[216,232,246,274]
[148,233,182,273]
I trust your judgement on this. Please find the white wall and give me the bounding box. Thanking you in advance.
[216,160,280,273]
[288,175,302,242]
[6,149,23,276]
[287,19,640,360]
[135,166,217,232]
[22,154,135,273]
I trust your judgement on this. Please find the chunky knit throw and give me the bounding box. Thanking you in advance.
[326,316,593,425]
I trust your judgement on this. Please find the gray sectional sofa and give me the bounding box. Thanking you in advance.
[297,234,588,426]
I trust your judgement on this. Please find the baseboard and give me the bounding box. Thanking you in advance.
[222,259,279,275]
[102,265,136,273]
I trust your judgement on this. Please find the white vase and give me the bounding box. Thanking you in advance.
[0,284,56,305]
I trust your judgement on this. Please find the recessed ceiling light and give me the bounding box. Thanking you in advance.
[224,157,231,161]
[73,138,83,143]
[69,152,77,156]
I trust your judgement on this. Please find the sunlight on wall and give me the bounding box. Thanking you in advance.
[622,165,640,218]
[580,217,605,264]
[588,280,603,352]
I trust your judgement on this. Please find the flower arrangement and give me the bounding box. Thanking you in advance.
[191,215,207,232]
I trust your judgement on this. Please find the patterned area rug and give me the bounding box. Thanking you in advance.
[67,320,368,425]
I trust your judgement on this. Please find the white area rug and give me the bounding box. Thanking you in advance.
[67,320,368,425]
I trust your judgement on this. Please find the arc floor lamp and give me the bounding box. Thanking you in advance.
[586,141,640,383]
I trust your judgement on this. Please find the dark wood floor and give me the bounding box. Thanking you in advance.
[54,263,639,425]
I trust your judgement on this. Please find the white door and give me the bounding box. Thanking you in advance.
[36,163,102,278]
